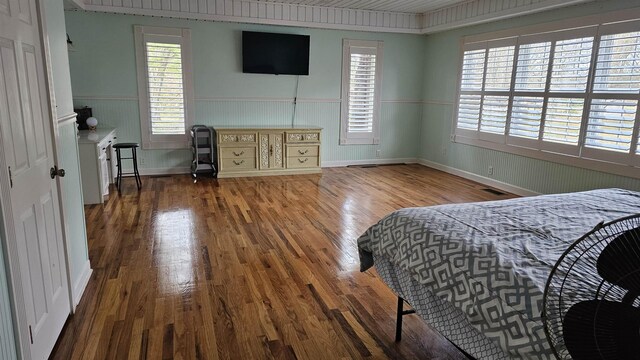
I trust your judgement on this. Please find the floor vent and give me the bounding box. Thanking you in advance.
[482,188,506,195]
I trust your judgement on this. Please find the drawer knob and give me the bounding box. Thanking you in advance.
[233,150,244,156]
[233,160,245,166]
[298,158,308,163]
[298,149,309,155]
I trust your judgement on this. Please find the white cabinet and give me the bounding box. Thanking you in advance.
[78,128,117,204]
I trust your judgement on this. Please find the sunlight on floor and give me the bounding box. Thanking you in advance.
[153,209,196,296]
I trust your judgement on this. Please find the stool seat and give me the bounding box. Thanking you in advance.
[113,142,139,149]
[113,142,142,192]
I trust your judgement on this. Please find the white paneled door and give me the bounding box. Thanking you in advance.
[0,0,70,357]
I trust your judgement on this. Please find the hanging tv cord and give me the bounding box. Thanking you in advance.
[292,75,300,127]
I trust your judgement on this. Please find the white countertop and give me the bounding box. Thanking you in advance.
[78,127,116,144]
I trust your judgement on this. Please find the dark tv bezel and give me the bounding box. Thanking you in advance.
[242,31,310,76]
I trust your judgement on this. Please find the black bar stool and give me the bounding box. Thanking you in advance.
[113,143,142,192]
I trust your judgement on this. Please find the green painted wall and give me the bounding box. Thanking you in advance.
[0,215,17,359]
[420,0,640,194]
[46,0,90,302]
[65,11,425,170]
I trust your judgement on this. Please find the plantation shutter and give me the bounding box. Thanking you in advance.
[549,37,594,92]
[478,43,515,139]
[585,99,637,152]
[340,40,383,145]
[583,29,640,162]
[348,49,377,134]
[145,42,186,135]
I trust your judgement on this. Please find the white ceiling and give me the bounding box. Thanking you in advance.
[253,0,466,13]
[66,0,593,33]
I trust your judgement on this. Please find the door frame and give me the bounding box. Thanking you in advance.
[0,0,75,357]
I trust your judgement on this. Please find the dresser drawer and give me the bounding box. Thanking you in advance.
[220,157,257,171]
[220,147,256,159]
[287,145,319,157]
[285,131,320,143]
[287,156,320,169]
[218,132,257,144]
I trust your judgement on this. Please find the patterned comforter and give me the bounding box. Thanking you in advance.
[357,188,640,359]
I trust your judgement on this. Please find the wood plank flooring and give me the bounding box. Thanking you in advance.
[50,164,514,360]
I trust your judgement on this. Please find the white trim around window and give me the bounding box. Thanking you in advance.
[134,25,195,150]
[340,39,383,145]
[453,14,640,179]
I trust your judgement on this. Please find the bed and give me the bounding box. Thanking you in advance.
[357,188,640,359]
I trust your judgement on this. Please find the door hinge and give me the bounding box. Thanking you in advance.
[8,166,12,188]
[28,325,33,344]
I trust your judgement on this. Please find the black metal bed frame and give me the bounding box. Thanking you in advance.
[395,296,477,359]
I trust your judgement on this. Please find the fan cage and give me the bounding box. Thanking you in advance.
[543,213,640,360]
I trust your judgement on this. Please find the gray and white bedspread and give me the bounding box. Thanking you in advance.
[357,188,640,359]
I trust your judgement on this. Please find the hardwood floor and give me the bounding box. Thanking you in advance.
[51,164,514,360]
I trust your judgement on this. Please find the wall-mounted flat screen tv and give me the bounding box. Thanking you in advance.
[242,31,310,75]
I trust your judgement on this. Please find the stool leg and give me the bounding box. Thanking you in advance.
[132,147,142,190]
[116,148,122,193]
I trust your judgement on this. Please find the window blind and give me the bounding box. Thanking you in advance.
[549,37,593,92]
[145,42,186,135]
[347,52,377,134]
[509,96,544,139]
[460,49,485,91]
[585,99,637,152]
[480,96,509,134]
[593,31,640,93]
[515,42,551,91]
[454,17,640,175]
[485,46,515,91]
[542,97,584,145]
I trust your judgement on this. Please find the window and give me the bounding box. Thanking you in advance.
[340,39,383,145]
[454,19,640,173]
[135,26,194,149]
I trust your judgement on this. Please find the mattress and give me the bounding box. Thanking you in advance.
[357,188,640,359]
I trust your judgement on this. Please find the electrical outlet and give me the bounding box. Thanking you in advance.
[376,149,381,158]
[140,157,146,166]
[488,166,494,175]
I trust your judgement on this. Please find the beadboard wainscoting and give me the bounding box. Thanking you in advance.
[420,102,640,195]
[73,97,422,172]
[418,0,640,196]
[0,230,17,360]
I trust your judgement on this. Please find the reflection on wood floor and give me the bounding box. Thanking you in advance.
[51,164,512,359]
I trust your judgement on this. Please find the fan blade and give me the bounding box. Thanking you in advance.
[597,226,640,296]
[564,300,640,360]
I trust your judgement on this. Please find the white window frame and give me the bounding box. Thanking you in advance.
[134,25,195,150]
[340,39,383,145]
[452,9,640,180]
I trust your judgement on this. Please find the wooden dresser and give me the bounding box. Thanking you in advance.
[214,127,322,178]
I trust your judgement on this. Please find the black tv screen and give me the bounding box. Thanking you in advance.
[242,31,310,75]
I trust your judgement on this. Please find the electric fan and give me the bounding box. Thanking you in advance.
[543,213,640,360]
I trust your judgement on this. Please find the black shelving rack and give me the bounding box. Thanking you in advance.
[190,125,217,181]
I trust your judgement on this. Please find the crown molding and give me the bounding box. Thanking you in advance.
[66,0,594,34]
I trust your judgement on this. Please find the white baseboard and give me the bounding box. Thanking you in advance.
[321,158,419,168]
[72,260,92,309]
[118,161,539,197]
[417,158,540,197]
